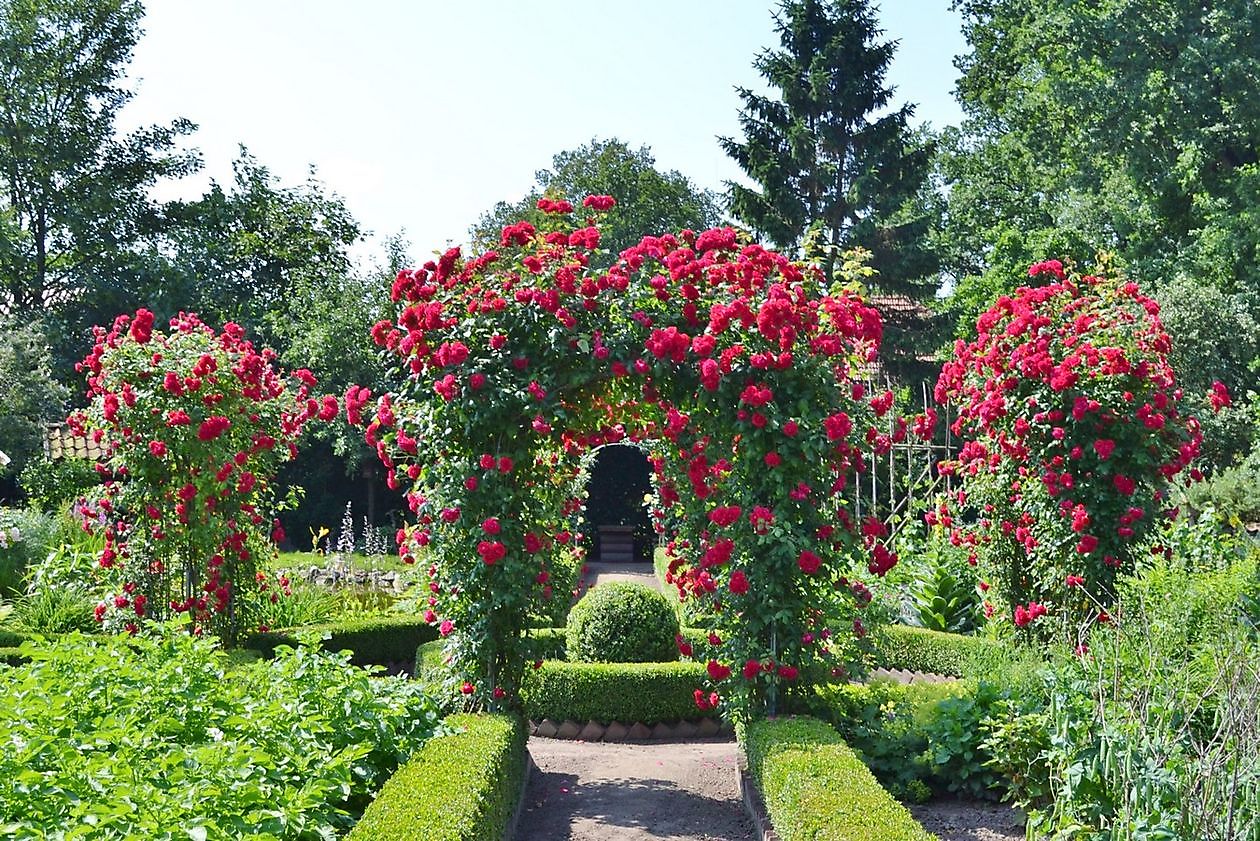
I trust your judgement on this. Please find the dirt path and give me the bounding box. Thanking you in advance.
[516,737,755,841]
[909,799,1026,841]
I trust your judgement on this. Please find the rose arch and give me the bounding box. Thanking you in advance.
[352,196,911,720]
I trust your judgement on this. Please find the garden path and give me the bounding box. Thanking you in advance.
[516,736,754,841]
[580,561,662,591]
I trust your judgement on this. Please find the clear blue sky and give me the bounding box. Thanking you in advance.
[119,1,967,262]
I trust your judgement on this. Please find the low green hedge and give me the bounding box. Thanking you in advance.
[873,624,1003,678]
[245,615,437,667]
[744,716,936,841]
[347,713,526,841]
[522,660,710,724]
[0,629,26,648]
[0,646,27,666]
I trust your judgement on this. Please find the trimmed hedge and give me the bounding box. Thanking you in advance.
[245,615,436,667]
[522,660,711,724]
[348,713,527,841]
[744,716,936,841]
[0,647,26,666]
[0,629,25,648]
[873,624,1003,678]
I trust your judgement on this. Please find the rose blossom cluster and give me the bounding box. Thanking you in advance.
[71,309,330,643]
[356,195,903,717]
[935,264,1213,631]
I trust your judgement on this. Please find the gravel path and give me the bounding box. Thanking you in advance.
[516,737,755,841]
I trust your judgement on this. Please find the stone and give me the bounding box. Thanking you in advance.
[673,720,699,738]
[555,720,582,739]
[533,720,558,738]
[603,721,630,741]
[650,722,674,740]
[627,722,653,740]
[578,721,605,742]
[697,717,720,737]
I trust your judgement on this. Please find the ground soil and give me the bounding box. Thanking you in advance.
[516,737,755,841]
[908,798,1027,841]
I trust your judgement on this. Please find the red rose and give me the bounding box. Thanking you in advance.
[728,569,750,595]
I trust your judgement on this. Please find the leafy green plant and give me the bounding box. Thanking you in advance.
[0,631,441,838]
[1028,551,1260,839]
[565,580,679,663]
[910,560,980,633]
[8,586,96,634]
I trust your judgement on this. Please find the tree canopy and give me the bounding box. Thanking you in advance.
[471,138,723,263]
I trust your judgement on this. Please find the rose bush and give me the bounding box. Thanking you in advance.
[358,195,903,719]
[934,261,1210,635]
[70,310,330,643]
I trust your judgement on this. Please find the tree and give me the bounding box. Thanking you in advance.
[0,317,70,493]
[471,138,723,262]
[943,0,1260,464]
[721,0,938,292]
[0,0,198,317]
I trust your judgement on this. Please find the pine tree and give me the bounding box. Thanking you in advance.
[721,0,937,298]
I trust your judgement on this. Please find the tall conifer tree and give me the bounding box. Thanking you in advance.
[721,0,937,299]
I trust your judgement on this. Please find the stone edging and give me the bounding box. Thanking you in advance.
[505,753,536,841]
[737,753,779,841]
[529,717,733,741]
[868,666,956,684]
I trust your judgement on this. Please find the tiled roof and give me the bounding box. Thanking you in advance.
[44,423,107,462]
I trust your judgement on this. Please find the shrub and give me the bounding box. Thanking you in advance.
[0,632,442,838]
[71,310,332,643]
[347,713,526,841]
[872,624,1004,678]
[18,455,99,513]
[522,660,710,724]
[245,614,437,666]
[743,716,935,841]
[936,264,1205,631]
[7,587,96,635]
[0,507,58,596]
[565,581,678,663]
[1028,552,1260,838]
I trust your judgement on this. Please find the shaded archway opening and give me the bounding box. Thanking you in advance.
[584,443,653,564]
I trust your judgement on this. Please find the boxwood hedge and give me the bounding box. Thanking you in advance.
[744,716,936,841]
[873,624,1003,678]
[347,713,527,841]
[245,614,436,666]
[521,660,710,724]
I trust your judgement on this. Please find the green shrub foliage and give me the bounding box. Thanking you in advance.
[743,716,935,841]
[565,581,679,663]
[348,713,526,841]
[0,632,442,838]
[245,614,437,666]
[522,660,710,724]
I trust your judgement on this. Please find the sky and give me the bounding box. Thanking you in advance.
[118,1,968,264]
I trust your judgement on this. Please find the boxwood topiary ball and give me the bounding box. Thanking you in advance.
[565,581,680,663]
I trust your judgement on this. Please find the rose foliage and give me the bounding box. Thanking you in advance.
[361,196,912,719]
[934,261,1204,634]
[71,310,331,643]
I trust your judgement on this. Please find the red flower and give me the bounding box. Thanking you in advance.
[197,416,231,441]
[582,194,616,211]
[676,634,693,657]
[1093,439,1116,460]
[707,660,731,681]
[777,665,798,680]
[797,550,821,575]
[707,506,742,528]
[148,440,167,458]
[129,308,155,344]
[763,451,782,468]
[482,517,501,535]
[742,659,761,680]
[1209,380,1231,412]
[728,569,750,595]
[1066,574,1085,587]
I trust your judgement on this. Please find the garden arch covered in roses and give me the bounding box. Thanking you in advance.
[357,196,908,718]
